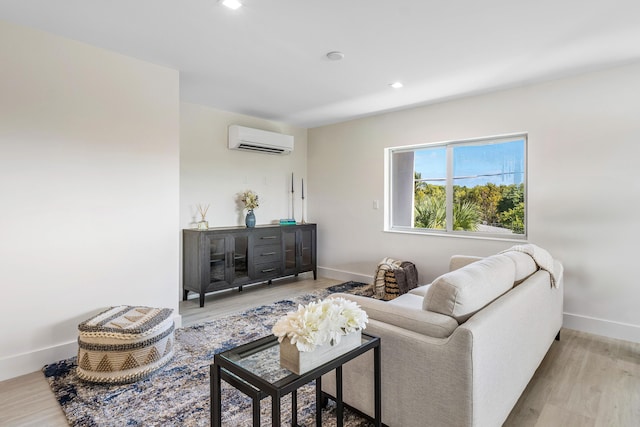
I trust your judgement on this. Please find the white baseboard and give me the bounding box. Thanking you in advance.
[0,313,183,382]
[0,340,77,382]
[563,312,640,343]
[318,266,373,284]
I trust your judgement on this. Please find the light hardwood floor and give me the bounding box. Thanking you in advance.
[1,275,638,426]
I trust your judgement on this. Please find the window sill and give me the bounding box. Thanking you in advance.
[384,227,528,243]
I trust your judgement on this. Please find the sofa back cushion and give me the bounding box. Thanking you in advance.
[500,251,537,284]
[424,254,516,323]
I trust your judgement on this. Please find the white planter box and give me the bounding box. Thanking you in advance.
[279,330,362,375]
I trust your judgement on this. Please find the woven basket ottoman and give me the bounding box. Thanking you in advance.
[76,305,175,384]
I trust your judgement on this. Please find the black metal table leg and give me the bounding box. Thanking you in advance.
[211,363,222,427]
[315,376,323,426]
[291,390,298,427]
[272,393,281,427]
[374,344,382,427]
[336,366,343,427]
[253,396,260,426]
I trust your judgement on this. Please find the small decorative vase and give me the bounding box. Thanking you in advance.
[197,220,208,230]
[245,210,256,228]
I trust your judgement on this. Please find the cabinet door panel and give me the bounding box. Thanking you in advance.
[207,235,228,284]
[300,228,314,270]
[283,230,297,273]
[230,234,249,285]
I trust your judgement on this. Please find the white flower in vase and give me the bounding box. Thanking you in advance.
[272,297,368,352]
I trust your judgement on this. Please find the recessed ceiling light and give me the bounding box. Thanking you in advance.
[326,51,345,61]
[390,82,403,89]
[221,0,242,10]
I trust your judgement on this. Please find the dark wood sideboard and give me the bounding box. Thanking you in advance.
[183,224,317,307]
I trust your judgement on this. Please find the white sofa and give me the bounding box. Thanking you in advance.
[322,250,563,427]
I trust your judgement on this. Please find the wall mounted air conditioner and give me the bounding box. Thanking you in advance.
[228,125,294,155]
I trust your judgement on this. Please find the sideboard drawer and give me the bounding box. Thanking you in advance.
[253,229,282,245]
[254,244,281,263]
[253,262,283,279]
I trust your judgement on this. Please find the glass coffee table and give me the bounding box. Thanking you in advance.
[210,333,381,427]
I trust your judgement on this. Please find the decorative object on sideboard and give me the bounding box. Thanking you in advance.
[245,209,256,228]
[290,172,295,222]
[240,190,259,228]
[273,297,368,374]
[301,178,306,224]
[196,204,209,230]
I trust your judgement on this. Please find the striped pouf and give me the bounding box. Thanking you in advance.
[76,305,175,384]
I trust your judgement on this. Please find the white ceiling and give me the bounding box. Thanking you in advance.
[2,0,640,128]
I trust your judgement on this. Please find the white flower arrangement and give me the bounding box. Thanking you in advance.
[240,190,259,210]
[272,297,369,352]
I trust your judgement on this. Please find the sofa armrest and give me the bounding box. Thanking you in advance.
[321,318,474,427]
[329,293,458,338]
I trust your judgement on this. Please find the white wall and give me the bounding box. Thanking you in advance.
[309,62,640,343]
[180,102,308,231]
[0,21,180,381]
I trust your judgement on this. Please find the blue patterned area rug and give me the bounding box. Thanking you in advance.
[43,282,374,426]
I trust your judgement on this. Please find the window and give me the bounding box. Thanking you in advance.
[386,134,526,238]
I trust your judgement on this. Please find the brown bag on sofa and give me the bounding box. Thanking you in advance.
[376,259,418,301]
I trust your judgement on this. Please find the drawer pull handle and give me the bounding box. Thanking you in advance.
[261,268,276,273]
[261,236,277,240]
[261,252,276,256]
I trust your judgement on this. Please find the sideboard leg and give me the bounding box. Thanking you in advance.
[555,331,561,341]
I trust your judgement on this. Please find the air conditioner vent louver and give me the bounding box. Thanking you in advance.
[228,125,294,155]
[237,143,286,154]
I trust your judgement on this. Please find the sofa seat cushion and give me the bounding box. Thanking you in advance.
[386,293,424,309]
[330,293,458,338]
[408,284,431,297]
[424,254,516,323]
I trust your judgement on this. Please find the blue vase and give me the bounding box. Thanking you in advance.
[245,210,256,228]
